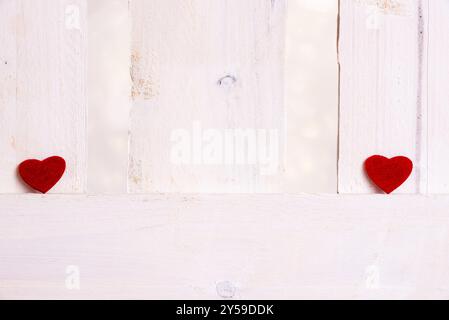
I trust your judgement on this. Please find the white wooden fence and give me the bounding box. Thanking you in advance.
[1,0,449,300]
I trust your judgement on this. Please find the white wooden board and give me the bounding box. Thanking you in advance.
[427,0,449,194]
[0,0,87,194]
[128,0,286,193]
[2,194,449,300]
[339,0,426,194]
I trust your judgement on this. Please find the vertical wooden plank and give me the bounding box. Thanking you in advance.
[427,0,449,193]
[129,0,286,193]
[0,0,87,194]
[339,0,426,194]
[0,1,18,190]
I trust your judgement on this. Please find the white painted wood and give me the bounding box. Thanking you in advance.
[128,0,286,193]
[339,0,426,194]
[0,0,87,194]
[2,194,449,299]
[427,0,449,194]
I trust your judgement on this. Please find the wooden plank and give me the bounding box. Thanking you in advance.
[2,194,449,299]
[338,0,426,194]
[128,0,286,193]
[427,0,449,193]
[0,0,87,194]
[0,0,18,191]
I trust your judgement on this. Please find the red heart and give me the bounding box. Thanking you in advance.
[18,156,66,194]
[364,155,413,194]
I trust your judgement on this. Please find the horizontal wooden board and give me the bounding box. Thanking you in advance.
[1,194,449,299]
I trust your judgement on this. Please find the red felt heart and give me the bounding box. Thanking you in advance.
[364,155,413,194]
[18,156,66,194]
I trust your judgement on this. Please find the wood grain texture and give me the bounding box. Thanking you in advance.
[339,0,426,194]
[128,0,286,193]
[0,0,87,194]
[427,0,449,193]
[2,194,449,299]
